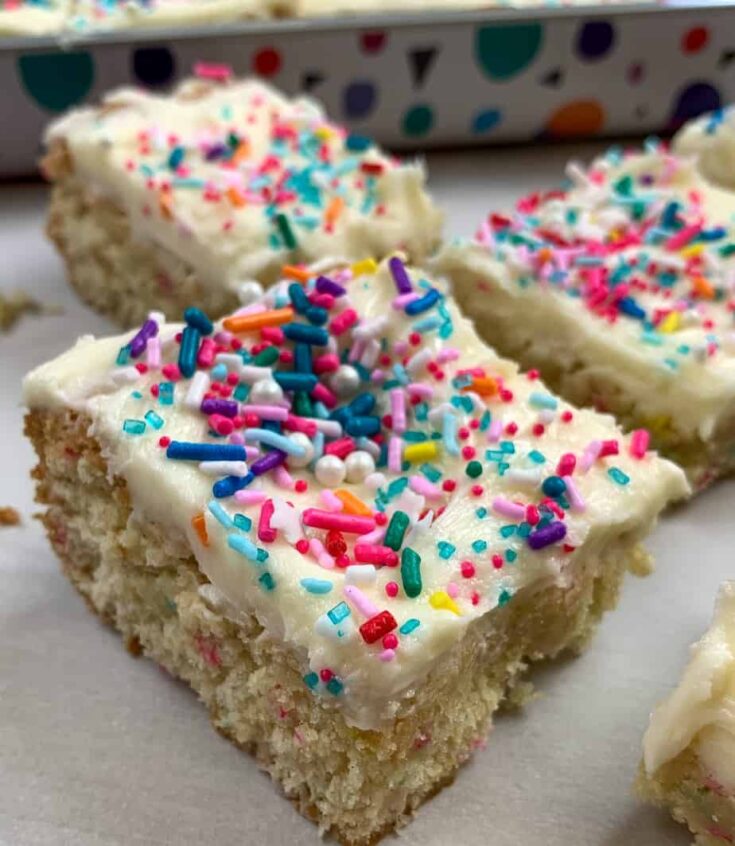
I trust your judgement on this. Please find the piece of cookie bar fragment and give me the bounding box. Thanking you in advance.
[638,582,735,845]
[41,74,443,328]
[435,136,735,491]
[24,257,687,845]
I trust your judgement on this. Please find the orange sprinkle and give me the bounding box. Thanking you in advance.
[462,376,498,397]
[691,275,715,299]
[159,189,173,220]
[192,513,209,547]
[231,141,251,166]
[223,306,294,333]
[334,489,372,516]
[325,196,345,228]
[282,265,311,283]
[537,247,554,264]
[226,187,246,208]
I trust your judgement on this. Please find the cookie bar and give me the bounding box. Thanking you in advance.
[638,582,735,845]
[42,77,442,327]
[24,257,687,844]
[435,140,735,490]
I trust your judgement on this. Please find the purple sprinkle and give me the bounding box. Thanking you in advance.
[315,275,346,297]
[128,319,158,359]
[388,256,413,295]
[251,449,287,477]
[527,521,567,550]
[201,398,238,418]
[205,143,229,161]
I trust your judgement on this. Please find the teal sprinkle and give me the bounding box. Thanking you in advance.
[414,402,429,422]
[476,507,488,518]
[420,463,442,483]
[131,390,143,399]
[168,146,185,169]
[403,430,428,443]
[517,523,532,538]
[497,462,510,476]
[479,410,491,431]
[233,514,252,532]
[301,578,333,595]
[256,548,269,563]
[528,450,546,464]
[158,382,174,406]
[116,346,131,365]
[122,419,145,435]
[500,525,516,538]
[303,672,319,690]
[233,383,249,402]
[326,677,343,695]
[439,320,454,340]
[505,549,518,563]
[144,410,164,430]
[486,449,505,462]
[498,588,513,607]
[663,358,679,371]
[259,572,276,592]
[399,618,421,635]
[345,133,372,151]
[608,467,631,486]
[208,500,234,528]
[500,441,516,454]
[641,330,664,346]
[327,602,351,624]
[413,316,441,333]
[472,539,488,553]
[437,541,456,560]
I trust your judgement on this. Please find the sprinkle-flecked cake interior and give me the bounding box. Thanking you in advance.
[436,140,735,490]
[42,76,442,327]
[24,257,687,844]
[638,582,735,845]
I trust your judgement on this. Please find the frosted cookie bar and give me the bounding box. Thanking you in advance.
[638,583,735,845]
[436,141,735,490]
[674,108,735,193]
[42,76,442,327]
[24,257,687,844]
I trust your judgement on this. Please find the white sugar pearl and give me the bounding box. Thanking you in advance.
[250,378,283,405]
[330,364,360,399]
[314,454,346,487]
[287,432,314,468]
[344,450,375,484]
[236,280,264,306]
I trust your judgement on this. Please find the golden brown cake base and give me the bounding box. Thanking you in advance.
[27,406,651,844]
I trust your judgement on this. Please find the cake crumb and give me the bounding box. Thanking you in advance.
[0,292,43,332]
[0,507,21,526]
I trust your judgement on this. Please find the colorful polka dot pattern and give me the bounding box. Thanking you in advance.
[6,10,735,172]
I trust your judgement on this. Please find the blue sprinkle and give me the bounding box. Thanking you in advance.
[208,500,234,528]
[301,578,333,595]
[144,410,164,430]
[122,419,146,435]
[213,474,252,498]
[211,363,228,381]
[405,288,441,316]
[227,533,260,561]
[529,391,558,411]
[327,602,351,624]
[399,618,421,635]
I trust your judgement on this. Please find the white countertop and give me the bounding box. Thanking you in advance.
[0,143,724,846]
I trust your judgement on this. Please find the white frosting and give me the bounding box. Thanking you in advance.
[674,108,735,192]
[435,148,735,446]
[24,259,687,729]
[0,0,70,35]
[45,78,442,292]
[644,582,735,789]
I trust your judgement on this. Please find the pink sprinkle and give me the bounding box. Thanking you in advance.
[393,292,419,309]
[311,382,337,409]
[385,581,399,598]
[229,433,245,445]
[146,336,161,368]
[630,428,650,459]
[344,585,380,618]
[194,61,233,82]
[564,476,586,513]
[388,436,403,473]
[320,490,344,511]
[197,337,216,368]
[257,499,277,543]
[598,439,619,458]
[234,489,267,507]
[359,525,386,544]
[260,326,285,345]
[348,338,366,363]
[436,347,461,364]
[486,418,504,443]
[313,353,340,374]
[240,404,289,421]
[378,649,396,662]
[407,382,434,399]
[273,465,294,490]
[446,582,459,599]
[492,497,526,520]
[390,388,406,433]
[665,223,701,251]
[309,538,335,570]
[409,475,442,499]
[330,308,358,336]
[579,440,602,474]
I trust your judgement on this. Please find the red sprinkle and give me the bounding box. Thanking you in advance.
[359,610,398,644]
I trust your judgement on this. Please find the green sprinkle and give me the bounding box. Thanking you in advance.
[385,510,410,551]
[254,345,279,366]
[144,410,164,430]
[437,541,456,560]
[275,213,297,249]
[303,672,319,690]
[505,549,517,563]
[400,548,422,598]
[122,419,146,435]
[399,618,421,635]
[498,588,513,607]
[301,578,333,595]
[472,539,487,554]
[326,677,343,695]
[466,460,483,479]
[258,572,276,592]
[420,463,441,483]
[116,346,131,366]
[256,548,270,563]
[293,391,314,417]
[608,467,631,486]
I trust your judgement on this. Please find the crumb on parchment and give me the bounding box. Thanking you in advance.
[0,507,21,526]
